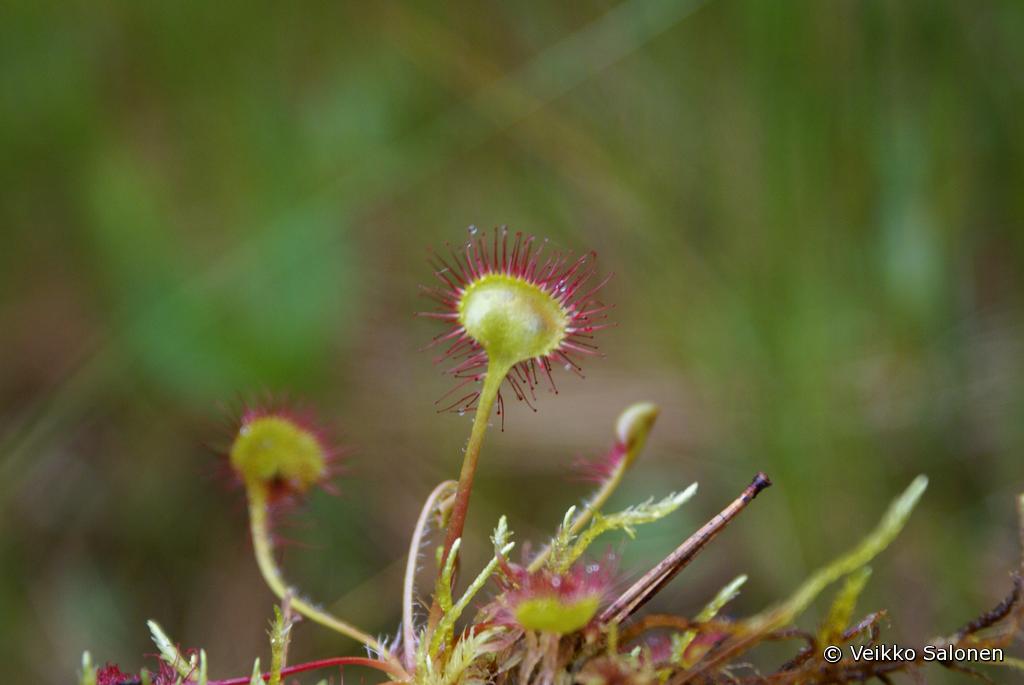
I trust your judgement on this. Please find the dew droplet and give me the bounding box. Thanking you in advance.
[468,225,479,236]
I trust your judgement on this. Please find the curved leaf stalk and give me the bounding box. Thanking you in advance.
[403,480,458,668]
[207,656,408,685]
[246,483,402,670]
[529,402,660,573]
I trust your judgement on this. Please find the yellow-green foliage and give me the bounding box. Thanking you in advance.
[750,475,928,634]
[671,575,747,667]
[819,566,872,645]
[268,606,293,685]
[423,517,515,659]
[549,484,698,573]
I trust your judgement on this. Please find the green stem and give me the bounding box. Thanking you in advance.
[427,363,508,630]
[247,484,403,671]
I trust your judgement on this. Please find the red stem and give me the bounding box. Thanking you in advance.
[207,656,406,685]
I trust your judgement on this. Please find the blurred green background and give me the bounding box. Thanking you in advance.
[2,1,1022,682]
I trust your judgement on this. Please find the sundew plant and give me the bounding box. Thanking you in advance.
[82,230,1024,685]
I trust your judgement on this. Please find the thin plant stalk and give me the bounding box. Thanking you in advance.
[402,479,457,668]
[247,484,401,669]
[428,364,507,629]
[440,367,507,561]
[528,404,658,573]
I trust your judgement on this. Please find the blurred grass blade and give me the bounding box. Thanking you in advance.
[819,566,872,645]
[673,574,747,666]
[753,475,927,630]
[679,476,928,681]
